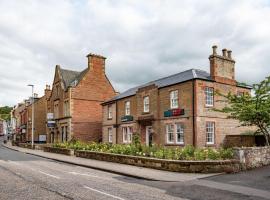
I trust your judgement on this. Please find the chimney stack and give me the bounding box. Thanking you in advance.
[209,45,236,85]
[86,53,106,74]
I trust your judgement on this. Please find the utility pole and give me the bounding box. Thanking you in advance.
[27,84,34,148]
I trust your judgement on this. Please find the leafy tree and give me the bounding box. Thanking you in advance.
[0,106,12,121]
[217,77,270,146]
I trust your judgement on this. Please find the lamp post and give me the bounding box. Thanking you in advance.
[27,84,34,148]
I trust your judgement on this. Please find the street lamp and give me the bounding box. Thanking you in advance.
[27,84,34,148]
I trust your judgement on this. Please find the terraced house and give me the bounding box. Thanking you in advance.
[102,46,252,147]
[46,53,116,143]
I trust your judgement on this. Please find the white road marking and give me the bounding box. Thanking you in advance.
[68,171,111,180]
[38,171,60,179]
[83,185,125,200]
[68,171,100,178]
[7,160,22,165]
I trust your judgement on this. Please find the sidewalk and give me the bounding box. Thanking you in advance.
[2,143,220,182]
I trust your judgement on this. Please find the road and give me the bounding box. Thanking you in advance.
[0,140,269,200]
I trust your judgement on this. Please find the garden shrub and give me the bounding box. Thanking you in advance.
[52,141,234,160]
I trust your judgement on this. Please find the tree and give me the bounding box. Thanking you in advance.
[0,106,12,121]
[218,77,270,146]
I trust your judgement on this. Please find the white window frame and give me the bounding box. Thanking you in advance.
[143,96,150,113]
[108,127,113,143]
[205,87,214,107]
[176,123,184,144]
[170,90,179,109]
[206,122,215,145]
[108,105,113,119]
[122,126,132,143]
[125,101,130,115]
[166,124,174,144]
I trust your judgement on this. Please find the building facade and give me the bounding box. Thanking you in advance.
[102,46,252,148]
[46,53,116,143]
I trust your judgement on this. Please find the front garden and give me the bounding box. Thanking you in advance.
[52,138,234,161]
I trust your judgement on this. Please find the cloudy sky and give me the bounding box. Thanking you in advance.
[0,0,270,106]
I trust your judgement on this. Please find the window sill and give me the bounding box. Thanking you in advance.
[142,112,150,115]
[205,105,214,108]
[165,143,185,146]
[107,118,113,120]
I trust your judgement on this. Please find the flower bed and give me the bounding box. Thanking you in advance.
[52,141,234,161]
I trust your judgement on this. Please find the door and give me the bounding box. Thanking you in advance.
[146,126,153,146]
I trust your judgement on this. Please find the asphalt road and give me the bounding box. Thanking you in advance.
[0,139,269,200]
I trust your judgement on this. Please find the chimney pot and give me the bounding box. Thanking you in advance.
[212,45,217,55]
[222,48,227,57]
[227,50,232,59]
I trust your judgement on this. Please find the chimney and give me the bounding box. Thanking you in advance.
[227,50,232,59]
[44,84,51,100]
[86,53,106,74]
[209,45,236,85]
[222,49,227,57]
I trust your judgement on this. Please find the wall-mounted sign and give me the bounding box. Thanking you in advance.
[39,135,47,142]
[47,120,56,127]
[47,113,54,120]
[164,109,185,117]
[121,115,133,122]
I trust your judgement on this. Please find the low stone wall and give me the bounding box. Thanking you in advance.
[17,143,48,150]
[75,150,240,173]
[234,146,270,169]
[43,146,74,156]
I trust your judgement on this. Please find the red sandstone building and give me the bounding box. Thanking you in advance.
[102,46,252,147]
[46,53,116,143]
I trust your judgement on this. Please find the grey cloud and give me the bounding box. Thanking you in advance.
[0,0,270,106]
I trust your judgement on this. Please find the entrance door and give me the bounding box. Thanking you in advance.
[146,126,153,146]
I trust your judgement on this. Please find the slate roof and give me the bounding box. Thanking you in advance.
[59,67,88,90]
[106,69,212,103]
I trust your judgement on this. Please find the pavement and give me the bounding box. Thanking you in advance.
[1,138,270,200]
[2,142,217,182]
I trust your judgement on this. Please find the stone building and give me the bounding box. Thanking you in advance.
[102,46,252,147]
[46,53,116,143]
[26,94,47,143]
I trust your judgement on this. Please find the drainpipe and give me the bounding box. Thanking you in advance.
[115,101,118,144]
[192,80,196,147]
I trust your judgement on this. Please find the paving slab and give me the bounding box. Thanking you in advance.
[2,143,220,182]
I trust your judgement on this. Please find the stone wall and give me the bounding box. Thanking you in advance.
[43,146,74,156]
[75,150,240,173]
[234,146,270,169]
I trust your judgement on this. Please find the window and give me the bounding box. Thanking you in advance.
[54,102,59,118]
[170,90,178,109]
[108,105,113,119]
[65,126,68,141]
[61,126,65,142]
[206,122,215,144]
[108,127,113,143]
[122,126,133,143]
[143,96,149,112]
[64,100,69,117]
[205,87,214,106]
[237,91,244,97]
[176,124,184,144]
[166,124,174,143]
[125,101,130,115]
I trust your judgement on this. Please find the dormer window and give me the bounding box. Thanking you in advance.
[71,79,78,87]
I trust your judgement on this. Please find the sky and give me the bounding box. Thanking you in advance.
[0,0,270,106]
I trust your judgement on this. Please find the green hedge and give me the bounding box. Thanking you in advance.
[52,141,234,161]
